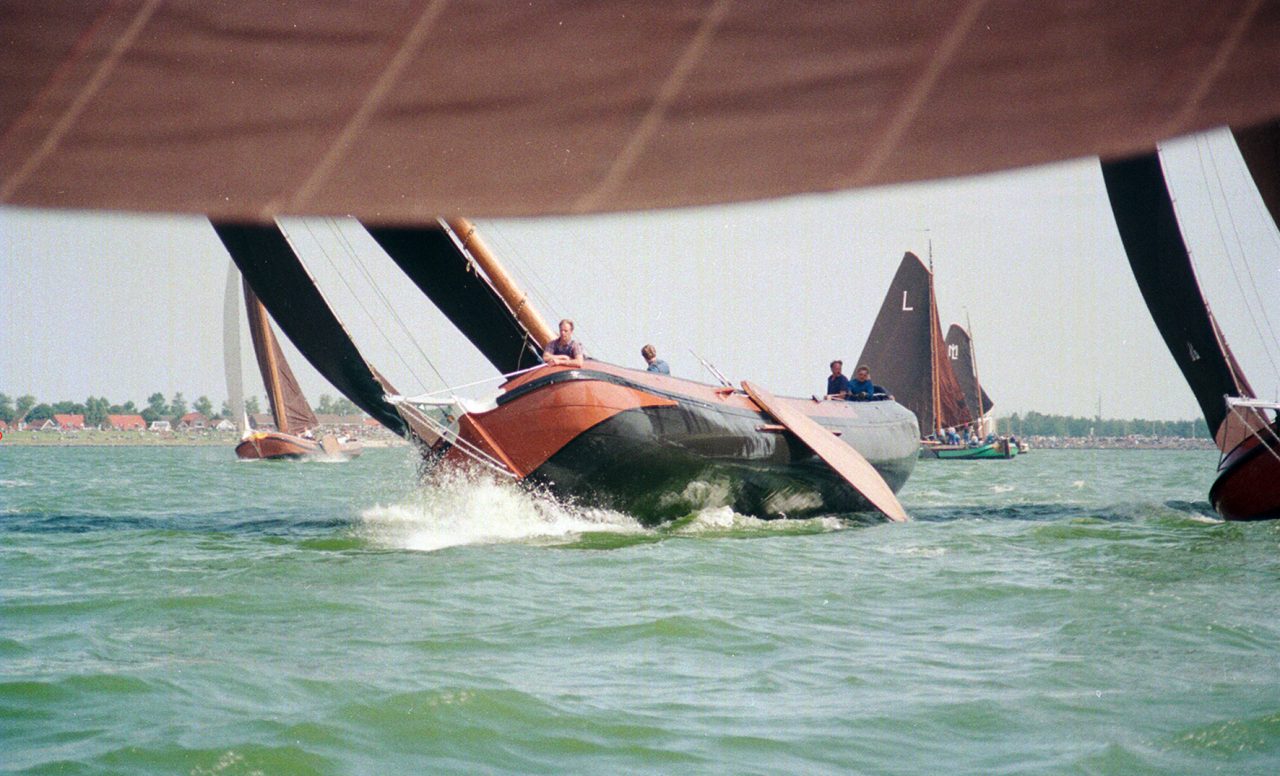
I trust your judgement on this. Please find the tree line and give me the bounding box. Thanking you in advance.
[998,411,1210,439]
[0,392,359,427]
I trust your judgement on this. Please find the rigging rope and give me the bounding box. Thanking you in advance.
[1197,136,1280,378]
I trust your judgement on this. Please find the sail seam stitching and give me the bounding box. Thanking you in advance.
[843,0,989,188]
[279,0,450,216]
[571,0,732,213]
[1161,0,1261,139]
[1,0,161,201]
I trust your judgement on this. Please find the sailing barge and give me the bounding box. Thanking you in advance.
[213,219,918,523]
[859,252,1015,460]
[1102,123,1280,521]
[230,277,362,461]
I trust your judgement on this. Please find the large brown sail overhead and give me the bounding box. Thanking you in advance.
[3,1,1280,219]
[945,324,994,422]
[858,252,968,437]
[1232,120,1280,238]
[243,280,319,435]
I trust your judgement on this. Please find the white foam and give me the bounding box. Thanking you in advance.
[357,469,643,552]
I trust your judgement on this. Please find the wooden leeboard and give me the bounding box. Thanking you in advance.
[741,381,909,523]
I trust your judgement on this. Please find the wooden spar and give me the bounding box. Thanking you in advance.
[245,286,291,435]
[741,381,909,522]
[927,268,943,437]
[445,217,557,349]
[966,312,985,432]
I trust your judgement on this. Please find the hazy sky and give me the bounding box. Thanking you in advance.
[3,129,1278,422]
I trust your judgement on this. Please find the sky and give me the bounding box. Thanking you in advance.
[3,129,1278,423]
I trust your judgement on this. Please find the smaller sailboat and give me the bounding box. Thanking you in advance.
[226,269,361,461]
[858,251,1015,459]
[1102,127,1280,521]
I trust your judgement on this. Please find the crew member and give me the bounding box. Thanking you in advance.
[543,318,585,368]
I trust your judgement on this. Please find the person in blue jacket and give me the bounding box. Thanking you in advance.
[641,344,670,374]
[847,364,891,401]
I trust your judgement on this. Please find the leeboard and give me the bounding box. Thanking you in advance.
[741,381,909,522]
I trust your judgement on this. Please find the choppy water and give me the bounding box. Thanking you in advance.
[2,445,1278,774]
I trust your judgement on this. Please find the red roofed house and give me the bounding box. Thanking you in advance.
[177,412,208,430]
[53,414,85,430]
[106,414,147,431]
[25,418,56,431]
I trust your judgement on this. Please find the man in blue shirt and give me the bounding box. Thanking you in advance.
[826,360,850,398]
[641,344,670,374]
[847,364,890,401]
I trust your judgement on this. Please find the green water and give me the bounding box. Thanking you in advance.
[2,446,1278,774]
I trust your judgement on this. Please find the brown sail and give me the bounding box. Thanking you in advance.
[243,279,318,435]
[3,3,1279,220]
[945,324,994,423]
[857,252,969,437]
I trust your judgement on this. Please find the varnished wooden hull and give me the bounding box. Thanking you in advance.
[1209,429,1280,521]
[432,363,920,523]
[235,431,362,461]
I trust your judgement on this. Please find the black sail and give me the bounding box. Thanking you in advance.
[944,324,993,421]
[858,252,968,436]
[365,223,542,375]
[211,221,407,436]
[1099,153,1249,439]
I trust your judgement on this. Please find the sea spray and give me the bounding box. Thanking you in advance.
[357,467,643,552]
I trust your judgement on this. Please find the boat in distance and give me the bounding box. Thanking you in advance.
[418,360,920,523]
[215,218,917,523]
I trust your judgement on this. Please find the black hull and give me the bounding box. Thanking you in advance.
[525,395,918,523]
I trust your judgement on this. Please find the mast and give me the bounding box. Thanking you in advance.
[966,312,985,432]
[223,262,246,435]
[927,261,943,436]
[444,217,557,349]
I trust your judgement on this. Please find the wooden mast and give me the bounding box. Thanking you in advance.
[927,248,943,437]
[966,311,985,434]
[445,217,557,349]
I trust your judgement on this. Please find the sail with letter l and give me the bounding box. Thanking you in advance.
[858,252,969,436]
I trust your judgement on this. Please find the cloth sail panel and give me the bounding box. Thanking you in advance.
[223,262,246,435]
[1099,153,1261,450]
[1232,120,1280,230]
[364,224,543,375]
[4,1,1280,220]
[945,324,995,421]
[857,252,938,434]
[211,221,407,437]
[243,280,320,435]
[928,282,972,433]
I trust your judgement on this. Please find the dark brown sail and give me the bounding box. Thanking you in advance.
[945,324,993,422]
[1099,152,1265,451]
[243,280,319,435]
[365,222,544,375]
[4,3,1280,219]
[1232,120,1280,228]
[212,221,408,437]
[858,252,969,436]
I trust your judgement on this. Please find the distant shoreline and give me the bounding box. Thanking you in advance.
[0,431,408,448]
[2,430,1210,451]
